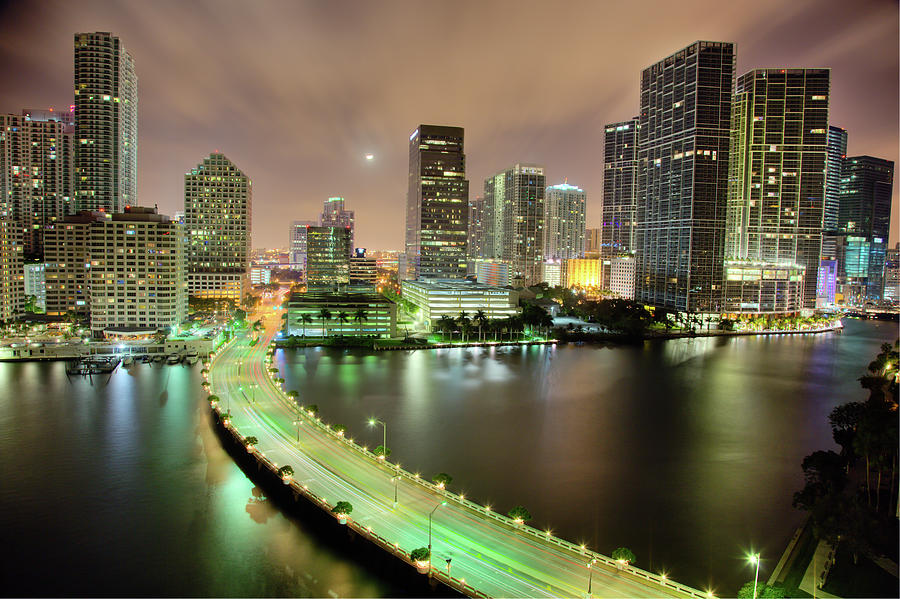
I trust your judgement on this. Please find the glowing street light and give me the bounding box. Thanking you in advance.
[368,417,386,458]
[748,553,761,599]
[428,500,448,570]
[586,558,598,597]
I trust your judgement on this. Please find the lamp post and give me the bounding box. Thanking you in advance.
[391,475,399,507]
[748,553,761,599]
[292,408,303,442]
[428,500,448,571]
[587,558,598,598]
[368,417,386,458]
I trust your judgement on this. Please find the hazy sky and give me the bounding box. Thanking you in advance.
[1,0,897,250]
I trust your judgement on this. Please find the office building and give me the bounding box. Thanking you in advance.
[0,109,75,258]
[184,152,251,301]
[635,41,734,313]
[565,258,602,289]
[401,279,519,329]
[544,182,586,261]
[601,118,639,258]
[475,259,511,287]
[44,211,106,315]
[74,32,137,212]
[289,220,316,273]
[320,197,355,254]
[585,228,601,255]
[0,220,24,321]
[542,260,562,287]
[405,125,469,280]
[608,256,636,300]
[884,244,899,303]
[824,126,848,236]
[726,68,830,311]
[837,156,894,302]
[724,261,805,314]
[88,206,186,337]
[484,164,546,286]
[817,259,838,306]
[306,226,350,291]
[23,262,46,312]
[350,248,378,290]
[467,195,489,267]
[284,292,396,337]
[249,267,271,286]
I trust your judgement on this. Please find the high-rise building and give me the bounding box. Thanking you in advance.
[884,244,899,303]
[544,182,586,262]
[405,125,469,280]
[0,219,24,320]
[289,220,316,273]
[484,164,546,286]
[635,41,734,313]
[88,206,186,336]
[44,210,106,315]
[726,68,830,311]
[349,247,378,290]
[823,126,847,235]
[184,152,251,301]
[608,256,636,300]
[306,226,351,291]
[320,197,355,254]
[467,195,488,263]
[73,32,137,213]
[585,228,601,255]
[837,155,894,301]
[601,118,639,259]
[0,109,75,259]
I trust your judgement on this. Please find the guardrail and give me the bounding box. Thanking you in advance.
[206,333,713,599]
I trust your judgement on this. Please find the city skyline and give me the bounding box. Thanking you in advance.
[0,0,896,251]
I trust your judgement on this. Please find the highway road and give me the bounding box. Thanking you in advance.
[207,305,710,598]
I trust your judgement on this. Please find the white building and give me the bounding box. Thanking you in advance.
[401,279,519,329]
[542,260,562,287]
[23,262,46,311]
[250,267,271,286]
[608,256,635,300]
[88,206,186,337]
[74,32,137,212]
[184,152,251,301]
[543,182,586,261]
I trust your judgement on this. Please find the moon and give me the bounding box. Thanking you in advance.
[365,154,374,160]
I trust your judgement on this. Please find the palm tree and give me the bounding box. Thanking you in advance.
[474,310,487,341]
[318,308,332,337]
[337,311,349,336]
[353,308,368,336]
[457,311,471,343]
[437,315,455,341]
[300,313,313,337]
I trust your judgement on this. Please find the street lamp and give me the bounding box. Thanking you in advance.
[428,500,448,571]
[390,475,399,507]
[748,553,761,599]
[587,558,598,597]
[368,417,386,458]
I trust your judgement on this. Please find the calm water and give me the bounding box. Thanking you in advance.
[1,319,895,596]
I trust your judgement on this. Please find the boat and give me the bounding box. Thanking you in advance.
[153,354,165,362]
[184,351,199,365]
[141,355,152,363]
[122,355,134,366]
[66,357,120,375]
[166,354,182,365]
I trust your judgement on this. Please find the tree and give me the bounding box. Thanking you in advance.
[318,308,332,336]
[333,424,347,436]
[437,315,455,341]
[457,312,471,343]
[432,473,452,488]
[300,313,313,336]
[410,547,430,563]
[306,404,319,417]
[244,436,259,447]
[277,465,293,478]
[207,395,219,403]
[737,582,784,598]
[337,311,349,335]
[286,390,298,399]
[233,308,247,323]
[353,308,368,335]
[507,505,531,523]
[332,501,353,516]
[374,444,391,458]
[474,310,487,341]
[611,547,636,565]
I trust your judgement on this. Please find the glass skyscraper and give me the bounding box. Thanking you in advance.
[405,125,469,280]
[635,41,734,313]
[601,118,638,258]
[543,182,585,261]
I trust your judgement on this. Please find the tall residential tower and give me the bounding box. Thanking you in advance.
[544,182,585,261]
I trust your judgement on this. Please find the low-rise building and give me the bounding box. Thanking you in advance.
[608,256,635,300]
[565,258,601,289]
[475,260,511,287]
[401,279,519,329]
[724,261,804,315]
[23,262,46,312]
[250,267,271,286]
[350,249,378,291]
[284,292,396,337]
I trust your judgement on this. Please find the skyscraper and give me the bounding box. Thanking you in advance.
[823,126,848,235]
[601,118,639,258]
[73,32,137,213]
[466,195,487,262]
[544,182,585,261]
[0,109,75,259]
[184,153,251,300]
[43,211,106,315]
[635,41,734,313]
[0,219,24,320]
[837,155,894,301]
[289,220,316,273]
[320,197,355,253]
[405,125,469,280]
[306,226,351,291]
[484,164,546,286]
[726,69,830,311]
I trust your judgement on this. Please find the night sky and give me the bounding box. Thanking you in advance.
[1,0,897,250]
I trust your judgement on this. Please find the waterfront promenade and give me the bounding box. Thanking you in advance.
[207,311,713,598]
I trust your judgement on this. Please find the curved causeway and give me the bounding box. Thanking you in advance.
[206,314,712,598]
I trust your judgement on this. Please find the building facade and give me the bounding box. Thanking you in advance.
[306,225,351,291]
[724,261,805,315]
[565,258,602,289]
[289,220,316,273]
[0,110,75,259]
[88,206,186,336]
[544,182,585,262]
[726,68,830,311]
[401,279,519,329]
[184,152,251,301]
[44,211,106,315]
[349,248,378,290]
[405,125,469,280]
[635,41,734,313]
[608,256,636,300]
[601,118,639,259]
[320,197,355,254]
[0,219,24,321]
[475,259,511,287]
[74,32,137,213]
[484,164,546,286]
[284,292,396,338]
[23,262,46,312]
[884,244,899,303]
